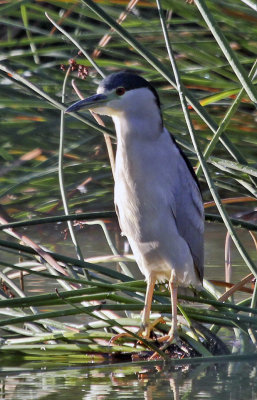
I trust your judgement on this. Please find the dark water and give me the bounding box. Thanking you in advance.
[1,356,257,399]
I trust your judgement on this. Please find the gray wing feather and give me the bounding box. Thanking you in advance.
[173,156,204,282]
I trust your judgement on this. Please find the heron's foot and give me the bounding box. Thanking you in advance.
[109,332,133,345]
[149,330,184,360]
[139,317,166,339]
[159,332,177,351]
[110,317,165,346]
[109,328,152,347]
[158,324,181,349]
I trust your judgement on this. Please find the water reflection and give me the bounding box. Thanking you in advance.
[1,358,257,399]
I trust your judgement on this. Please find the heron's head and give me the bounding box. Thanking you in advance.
[65,71,161,118]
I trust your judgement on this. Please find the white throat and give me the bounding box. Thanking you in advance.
[112,88,162,144]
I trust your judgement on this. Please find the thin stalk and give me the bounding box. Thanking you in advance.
[235,180,257,198]
[20,4,40,64]
[0,269,37,315]
[196,59,257,176]
[3,292,141,309]
[0,238,133,282]
[0,216,74,293]
[0,307,57,335]
[5,331,116,345]
[0,343,143,354]
[92,0,140,58]
[156,0,257,280]
[194,0,257,103]
[59,66,86,279]
[71,79,115,178]
[0,64,114,138]
[209,156,257,178]
[85,220,133,278]
[240,0,257,11]
[1,325,40,337]
[1,303,257,328]
[0,261,92,291]
[0,211,256,232]
[248,281,257,345]
[205,214,257,232]
[45,12,105,78]
[0,211,115,230]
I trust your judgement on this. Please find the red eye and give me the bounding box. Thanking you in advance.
[116,87,126,96]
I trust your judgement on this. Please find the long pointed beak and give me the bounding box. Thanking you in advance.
[65,93,108,113]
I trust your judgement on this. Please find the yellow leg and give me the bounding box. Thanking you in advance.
[140,274,156,338]
[111,275,157,345]
[149,273,179,359]
[157,271,178,347]
[167,274,178,342]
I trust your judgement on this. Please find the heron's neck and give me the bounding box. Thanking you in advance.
[112,107,163,146]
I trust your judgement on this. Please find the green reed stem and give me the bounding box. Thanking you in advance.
[194,0,257,103]
[196,59,257,176]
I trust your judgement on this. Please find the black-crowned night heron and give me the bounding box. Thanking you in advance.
[66,71,204,344]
